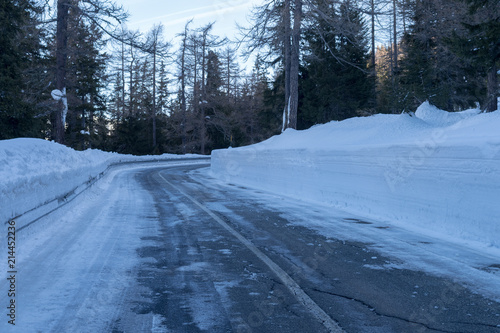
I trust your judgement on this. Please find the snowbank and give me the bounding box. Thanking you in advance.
[211,102,500,249]
[0,138,202,226]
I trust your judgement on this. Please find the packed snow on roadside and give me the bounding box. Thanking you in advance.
[211,102,500,252]
[0,138,201,226]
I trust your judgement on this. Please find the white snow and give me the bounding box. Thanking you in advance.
[0,163,176,332]
[211,102,500,252]
[0,138,202,228]
[1,114,500,330]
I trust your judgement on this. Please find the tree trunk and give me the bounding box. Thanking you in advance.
[129,45,135,115]
[485,63,498,112]
[180,24,189,154]
[89,103,94,149]
[392,0,398,71]
[289,0,302,130]
[81,96,86,149]
[370,0,377,109]
[121,37,125,120]
[283,0,291,130]
[54,0,69,144]
[152,42,157,149]
[227,52,231,97]
[371,0,376,70]
[200,38,207,155]
[393,0,398,70]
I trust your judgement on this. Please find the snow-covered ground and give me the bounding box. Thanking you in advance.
[1,110,500,331]
[0,138,202,229]
[211,102,500,254]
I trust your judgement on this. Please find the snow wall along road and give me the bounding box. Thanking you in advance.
[0,138,205,230]
[211,103,500,250]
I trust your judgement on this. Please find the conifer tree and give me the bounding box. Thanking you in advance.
[52,0,126,143]
[0,0,47,139]
[301,0,373,127]
[397,0,480,112]
[65,16,109,150]
[461,0,499,112]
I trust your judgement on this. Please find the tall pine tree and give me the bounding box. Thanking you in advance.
[0,0,47,139]
[461,0,499,112]
[65,15,109,150]
[300,0,373,128]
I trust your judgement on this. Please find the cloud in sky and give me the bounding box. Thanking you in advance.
[124,0,256,37]
[133,2,249,28]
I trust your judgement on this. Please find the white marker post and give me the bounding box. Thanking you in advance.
[51,88,68,128]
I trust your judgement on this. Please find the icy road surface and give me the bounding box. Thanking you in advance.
[2,161,500,332]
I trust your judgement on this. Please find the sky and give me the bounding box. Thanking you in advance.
[118,0,262,42]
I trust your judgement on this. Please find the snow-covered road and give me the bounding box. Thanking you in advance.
[2,161,500,332]
[1,162,172,332]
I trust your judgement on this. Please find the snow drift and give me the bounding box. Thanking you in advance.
[211,102,500,249]
[0,138,201,227]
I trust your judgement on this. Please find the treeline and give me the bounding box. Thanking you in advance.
[106,22,282,155]
[0,0,498,155]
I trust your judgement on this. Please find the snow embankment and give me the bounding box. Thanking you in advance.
[211,102,500,249]
[0,138,202,226]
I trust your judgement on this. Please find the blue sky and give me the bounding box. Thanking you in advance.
[118,0,261,42]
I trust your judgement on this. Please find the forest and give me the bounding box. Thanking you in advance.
[0,0,498,155]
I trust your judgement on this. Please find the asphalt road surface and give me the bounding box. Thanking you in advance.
[2,161,500,332]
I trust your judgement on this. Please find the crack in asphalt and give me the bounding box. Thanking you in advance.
[309,287,470,333]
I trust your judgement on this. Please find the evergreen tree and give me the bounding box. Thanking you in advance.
[205,50,233,151]
[52,0,126,144]
[0,0,47,139]
[240,60,274,145]
[300,0,373,128]
[157,61,170,117]
[396,0,484,112]
[335,0,373,115]
[460,0,499,112]
[206,50,224,99]
[65,16,109,150]
[397,0,438,111]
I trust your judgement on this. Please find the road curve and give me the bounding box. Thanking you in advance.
[1,162,499,333]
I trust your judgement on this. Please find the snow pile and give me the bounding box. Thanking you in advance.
[211,102,500,249]
[0,138,199,225]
